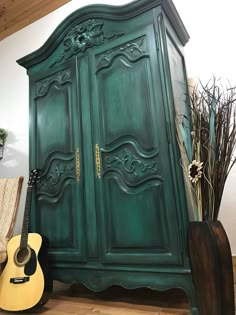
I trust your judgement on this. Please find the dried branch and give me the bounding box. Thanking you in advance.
[177,78,236,221]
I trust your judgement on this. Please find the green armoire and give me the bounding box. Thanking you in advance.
[18,0,198,313]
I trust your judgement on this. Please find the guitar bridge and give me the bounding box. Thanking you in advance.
[10,277,30,284]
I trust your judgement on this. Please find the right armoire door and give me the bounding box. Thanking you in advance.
[89,25,183,266]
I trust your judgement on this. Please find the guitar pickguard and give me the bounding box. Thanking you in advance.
[24,248,37,276]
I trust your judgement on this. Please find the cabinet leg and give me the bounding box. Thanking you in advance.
[188,292,199,315]
[186,282,199,315]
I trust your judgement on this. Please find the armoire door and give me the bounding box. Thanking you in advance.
[91,25,183,266]
[30,58,86,263]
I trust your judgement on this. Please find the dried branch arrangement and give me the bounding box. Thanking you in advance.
[177,79,236,221]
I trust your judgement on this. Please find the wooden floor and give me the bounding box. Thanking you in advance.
[0,281,235,315]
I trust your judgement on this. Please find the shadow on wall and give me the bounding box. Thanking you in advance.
[0,130,28,235]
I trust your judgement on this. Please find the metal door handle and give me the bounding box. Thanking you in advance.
[95,144,101,179]
[75,148,80,181]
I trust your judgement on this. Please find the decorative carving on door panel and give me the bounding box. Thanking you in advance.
[106,148,157,177]
[102,142,162,188]
[50,19,124,68]
[96,36,147,72]
[35,69,72,97]
[37,152,75,203]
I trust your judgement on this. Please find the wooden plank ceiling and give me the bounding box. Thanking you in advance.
[0,0,71,41]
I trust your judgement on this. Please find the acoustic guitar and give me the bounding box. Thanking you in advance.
[0,169,52,311]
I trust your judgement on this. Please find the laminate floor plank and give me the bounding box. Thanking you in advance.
[0,282,235,315]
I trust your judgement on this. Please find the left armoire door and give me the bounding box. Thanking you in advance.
[30,58,86,264]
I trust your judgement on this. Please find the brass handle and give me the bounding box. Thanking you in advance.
[75,148,80,181]
[96,144,101,179]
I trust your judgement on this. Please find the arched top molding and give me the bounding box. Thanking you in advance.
[17,0,189,69]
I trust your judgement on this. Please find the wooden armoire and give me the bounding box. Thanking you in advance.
[17,0,198,313]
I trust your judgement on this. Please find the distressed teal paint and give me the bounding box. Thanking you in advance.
[17,1,198,314]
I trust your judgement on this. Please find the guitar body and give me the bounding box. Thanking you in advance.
[0,233,51,311]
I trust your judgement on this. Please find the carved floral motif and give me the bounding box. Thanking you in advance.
[37,156,75,200]
[36,69,71,97]
[105,147,158,178]
[96,37,146,70]
[50,19,124,67]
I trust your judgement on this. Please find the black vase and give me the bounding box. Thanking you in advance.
[188,220,235,315]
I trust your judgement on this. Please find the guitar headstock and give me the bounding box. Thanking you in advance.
[28,169,40,187]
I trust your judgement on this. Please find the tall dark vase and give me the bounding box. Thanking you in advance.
[188,221,235,315]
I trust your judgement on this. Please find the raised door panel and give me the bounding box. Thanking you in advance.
[30,59,86,263]
[91,26,182,265]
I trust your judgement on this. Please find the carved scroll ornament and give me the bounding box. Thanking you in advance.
[50,19,124,67]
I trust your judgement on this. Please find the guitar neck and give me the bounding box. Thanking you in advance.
[20,186,33,249]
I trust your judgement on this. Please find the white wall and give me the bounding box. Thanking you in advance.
[0,0,235,252]
[173,0,236,253]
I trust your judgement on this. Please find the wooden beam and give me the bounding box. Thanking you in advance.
[0,0,51,29]
[0,0,71,41]
[0,0,14,7]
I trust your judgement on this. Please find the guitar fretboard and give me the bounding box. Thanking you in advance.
[20,186,33,249]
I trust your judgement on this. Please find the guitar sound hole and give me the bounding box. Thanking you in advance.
[15,247,31,266]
